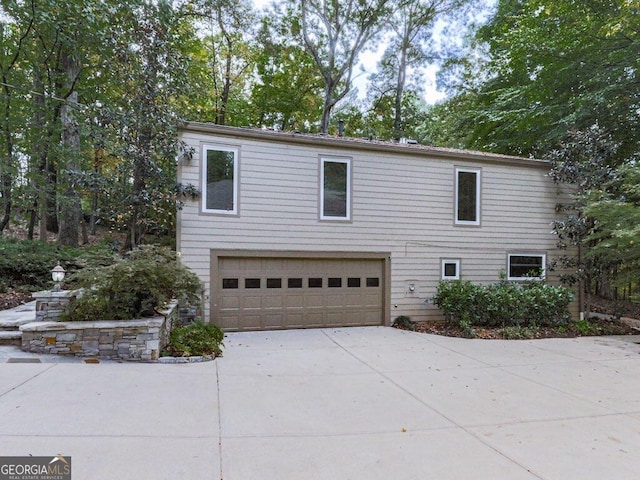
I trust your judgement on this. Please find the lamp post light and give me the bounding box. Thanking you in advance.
[51,264,66,292]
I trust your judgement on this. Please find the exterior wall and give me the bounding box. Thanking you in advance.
[178,124,578,324]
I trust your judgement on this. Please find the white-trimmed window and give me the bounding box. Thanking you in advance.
[202,145,238,215]
[507,253,546,280]
[441,259,461,280]
[455,167,481,225]
[320,157,351,220]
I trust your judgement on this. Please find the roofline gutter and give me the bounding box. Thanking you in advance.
[179,122,550,169]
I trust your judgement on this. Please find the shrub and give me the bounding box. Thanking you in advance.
[0,238,117,290]
[434,279,573,328]
[165,321,224,357]
[432,279,486,325]
[65,246,203,321]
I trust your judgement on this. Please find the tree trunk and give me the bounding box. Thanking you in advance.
[57,49,82,247]
[125,128,152,251]
[0,76,14,233]
[320,79,337,133]
[393,42,408,140]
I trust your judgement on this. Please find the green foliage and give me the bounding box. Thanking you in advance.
[584,161,640,290]
[433,279,574,328]
[166,321,224,357]
[250,9,324,131]
[392,315,416,331]
[546,125,640,300]
[0,238,116,290]
[571,319,603,337]
[498,326,539,340]
[297,0,392,132]
[433,0,640,159]
[65,247,203,321]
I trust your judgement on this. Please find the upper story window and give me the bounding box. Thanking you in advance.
[455,167,481,226]
[320,157,351,220]
[202,145,238,215]
[508,253,546,280]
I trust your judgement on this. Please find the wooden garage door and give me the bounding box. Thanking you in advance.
[214,256,385,331]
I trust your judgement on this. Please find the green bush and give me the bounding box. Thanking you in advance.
[392,315,416,331]
[434,278,573,328]
[431,279,486,325]
[65,246,203,321]
[0,238,117,290]
[166,321,224,357]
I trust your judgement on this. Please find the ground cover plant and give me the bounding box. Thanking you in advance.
[0,237,117,293]
[164,321,224,357]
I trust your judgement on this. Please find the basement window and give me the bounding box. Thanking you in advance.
[507,254,546,280]
[441,259,460,280]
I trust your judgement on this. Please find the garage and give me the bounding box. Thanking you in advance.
[211,252,389,331]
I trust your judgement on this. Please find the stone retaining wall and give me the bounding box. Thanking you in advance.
[20,302,177,361]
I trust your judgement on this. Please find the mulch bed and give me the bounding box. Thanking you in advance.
[403,317,638,340]
[0,291,33,310]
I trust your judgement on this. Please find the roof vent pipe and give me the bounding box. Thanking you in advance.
[338,119,345,137]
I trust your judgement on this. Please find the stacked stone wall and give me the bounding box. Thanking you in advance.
[21,303,178,361]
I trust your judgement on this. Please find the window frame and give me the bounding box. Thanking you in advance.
[320,157,351,221]
[441,259,461,280]
[201,144,239,215]
[454,167,481,226]
[507,253,546,281]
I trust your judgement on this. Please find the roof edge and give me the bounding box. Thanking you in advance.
[179,122,549,168]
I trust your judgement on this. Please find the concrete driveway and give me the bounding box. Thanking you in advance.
[1,326,640,479]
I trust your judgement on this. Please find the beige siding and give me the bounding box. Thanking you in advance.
[178,126,578,324]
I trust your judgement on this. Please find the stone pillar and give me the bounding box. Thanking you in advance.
[32,290,79,322]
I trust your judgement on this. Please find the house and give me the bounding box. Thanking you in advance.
[177,122,577,331]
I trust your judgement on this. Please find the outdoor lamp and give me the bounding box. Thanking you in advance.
[51,264,66,291]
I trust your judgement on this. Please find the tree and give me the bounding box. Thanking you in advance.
[584,161,640,299]
[249,3,324,130]
[298,0,391,133]
[190,0,257,125]
[102,1,193,250]
[0,11,33,233]
[379,0,469,139]
[438,0,640,158]
[546,125,620,312]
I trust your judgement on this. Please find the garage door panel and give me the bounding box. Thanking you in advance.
[263,313,284,329]
[285,295,304,308]
[241,296,262,309]
[219,315,240,331]
[285,312,303,324]
[363,311,381,324]
[326,312,344,326]
[326,293,345,306]
[241,315,262,329]
[305,312,324,325]
[363,293,381,306]
[215,256,385,331]
[305,294,324,308]
[221,296,240,309]
[264,296,284,308]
